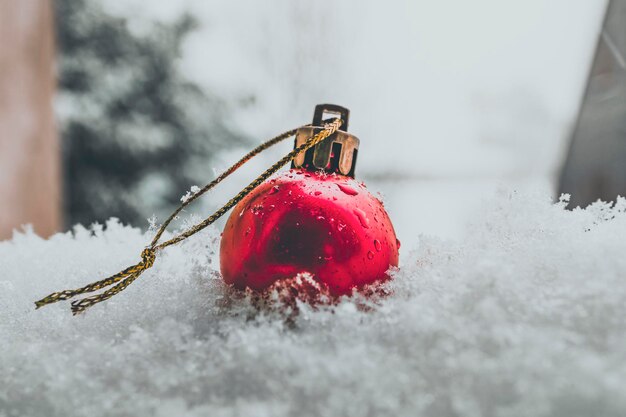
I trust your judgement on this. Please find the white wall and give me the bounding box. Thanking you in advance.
[107,0,608,242]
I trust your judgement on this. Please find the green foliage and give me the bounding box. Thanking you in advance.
[56,0,244,227]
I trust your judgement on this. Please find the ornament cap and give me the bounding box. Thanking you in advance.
[292,104,359,177]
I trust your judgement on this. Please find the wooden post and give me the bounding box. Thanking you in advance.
[558,0,626,206]
[0,0,60,239]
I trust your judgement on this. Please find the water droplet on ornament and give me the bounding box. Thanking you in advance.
[269,186,280,195]
[337,222,346,232]
[396,238,402,249]
[337,183,358,196]
[367,251,374,260]
[316,215,325,221]
[332,196,338,201]
[314,190,322,196]
[324,255,333,260]
[353,208,370,228]
[267,205,275,212]
[374,239,382,252]
[245,227,251,237]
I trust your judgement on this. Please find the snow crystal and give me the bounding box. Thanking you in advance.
[2,191,626,417]
[180,185,201,203]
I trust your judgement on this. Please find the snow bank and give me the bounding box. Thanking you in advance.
[2,191,626,417]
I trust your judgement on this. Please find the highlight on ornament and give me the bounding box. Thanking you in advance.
[34,104,400,314]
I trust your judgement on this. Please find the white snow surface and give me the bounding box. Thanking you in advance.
[2,191,626,417]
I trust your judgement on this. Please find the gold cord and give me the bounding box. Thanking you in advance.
[34,118,343,315]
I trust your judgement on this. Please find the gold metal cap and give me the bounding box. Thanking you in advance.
[291,104,360,178]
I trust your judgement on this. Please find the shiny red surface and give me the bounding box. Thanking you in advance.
[220,169,400,295]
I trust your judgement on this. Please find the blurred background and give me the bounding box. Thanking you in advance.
[0,0,623,249]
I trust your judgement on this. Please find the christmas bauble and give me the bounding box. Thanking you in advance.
[220,104,399,295]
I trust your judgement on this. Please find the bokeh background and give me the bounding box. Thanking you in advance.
[1,0,623,249]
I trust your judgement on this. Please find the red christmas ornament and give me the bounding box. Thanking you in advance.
[220,105,399,295]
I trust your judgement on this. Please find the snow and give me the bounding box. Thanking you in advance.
[2,190,626,416]
[181,185,201,203]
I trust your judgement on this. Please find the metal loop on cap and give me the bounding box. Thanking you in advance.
[312,104,350,132]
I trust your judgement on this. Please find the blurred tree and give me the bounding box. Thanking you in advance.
[56,0,245,228]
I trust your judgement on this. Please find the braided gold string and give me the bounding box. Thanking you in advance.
[35,118,343,315]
